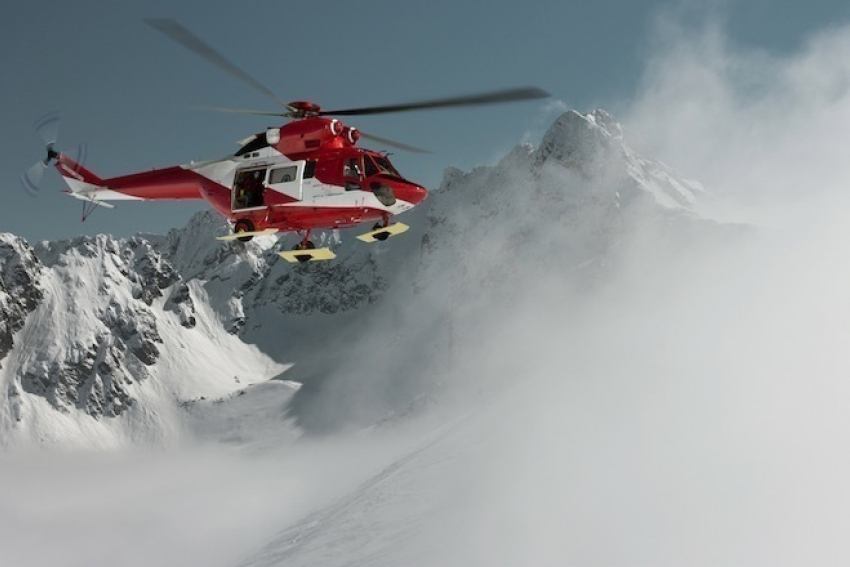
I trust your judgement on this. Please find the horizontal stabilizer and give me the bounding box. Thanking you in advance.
[63,190,116,209]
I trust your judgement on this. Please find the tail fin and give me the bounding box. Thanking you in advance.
[55,152,102,192]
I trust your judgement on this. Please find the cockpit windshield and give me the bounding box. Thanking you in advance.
[365,154,402,179]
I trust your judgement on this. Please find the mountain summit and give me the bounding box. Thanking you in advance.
[535,109,704,209]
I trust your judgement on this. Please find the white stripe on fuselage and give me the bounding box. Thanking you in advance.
[278,191,414,215]
[184,151,414,216]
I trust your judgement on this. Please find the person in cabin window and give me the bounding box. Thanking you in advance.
[344,158,361,179]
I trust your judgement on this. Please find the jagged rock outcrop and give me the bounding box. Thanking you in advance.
[165,282,197,328]
[13,236,167,418]
[150,210,391,322]
[0,235,43,369]
[247,255,389,316]
[127,237,179,304]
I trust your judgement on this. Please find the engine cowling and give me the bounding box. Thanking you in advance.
[345,127,360,145]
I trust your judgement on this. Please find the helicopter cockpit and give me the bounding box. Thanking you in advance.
[363,154,402,179]
[342,153,405,191]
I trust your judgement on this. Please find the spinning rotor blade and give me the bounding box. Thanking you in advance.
[203,106,431,152]
[203,106,430,152]
[21,161,48,197]
[34,111,60,148]
[201,87,550,120]
[199,106,289,117]
[144,18,294,112]
[318,87,550,117]
[20,140,86,198]
[70,143,88,175]
[22,111,61,196]
[359,132,430,154]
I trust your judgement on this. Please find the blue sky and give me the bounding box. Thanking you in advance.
[2,0,849,241]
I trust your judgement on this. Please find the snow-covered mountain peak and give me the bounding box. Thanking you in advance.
[587,108,625,138]
[535,109,616,169]
[414,108,721,330]
[533,109,704,210]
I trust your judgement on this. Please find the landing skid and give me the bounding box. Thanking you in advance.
[279,248,337,263]
[216,228,279,241]
[356,222,409,243]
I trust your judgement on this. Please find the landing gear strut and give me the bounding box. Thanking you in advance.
[293,230,315,251]
[372,215,392,241]
[278,229,336,263]
[234,219,255,242]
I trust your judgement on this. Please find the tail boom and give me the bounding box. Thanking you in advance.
[54,154,205,202]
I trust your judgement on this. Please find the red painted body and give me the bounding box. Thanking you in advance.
[54,114,428,237]
[104,168,204,200]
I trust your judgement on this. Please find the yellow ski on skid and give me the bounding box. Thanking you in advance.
[279,248,337,263]
[356,222,410,243]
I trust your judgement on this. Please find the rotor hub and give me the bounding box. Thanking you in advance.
[287,101,322,118]
[44,144,59,165]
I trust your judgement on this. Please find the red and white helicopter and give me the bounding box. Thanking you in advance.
[23,19,548,262]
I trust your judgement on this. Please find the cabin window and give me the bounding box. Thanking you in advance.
[269,165,298,184]
[304,160,316,179]
[364,156,379,177]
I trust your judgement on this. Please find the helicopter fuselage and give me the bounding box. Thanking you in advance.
[54,116,428,235]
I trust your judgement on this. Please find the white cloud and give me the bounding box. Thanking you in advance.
[625,15,850,222]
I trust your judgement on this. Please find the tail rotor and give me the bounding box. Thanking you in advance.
[20,150,55,196]
[20,112,86,197]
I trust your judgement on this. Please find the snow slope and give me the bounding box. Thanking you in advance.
[0,232,287,448]
[0,197,409,447]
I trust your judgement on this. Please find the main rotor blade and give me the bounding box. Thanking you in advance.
[200,105,289,117]
[318,86,550,117]
[360,132,430,154]
[144,18,293,112]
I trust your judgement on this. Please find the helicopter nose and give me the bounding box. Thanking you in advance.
[397,183,428,205]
